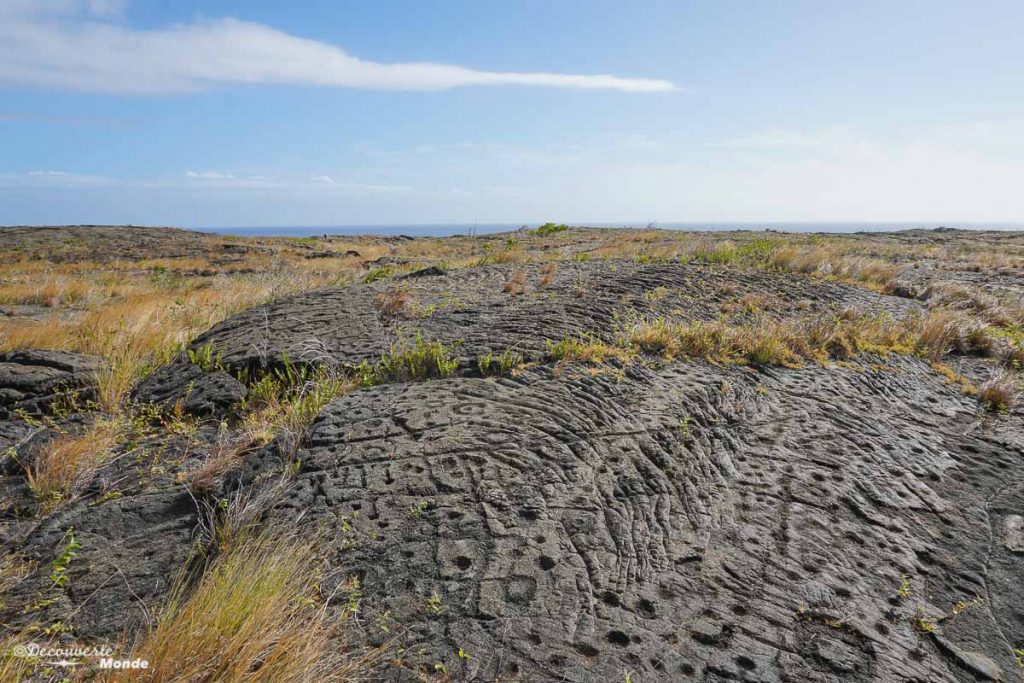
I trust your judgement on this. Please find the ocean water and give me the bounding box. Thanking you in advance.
[201,222,1024,238]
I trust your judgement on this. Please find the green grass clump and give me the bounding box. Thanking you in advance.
[477,348,523,376]
[536,223,570,237]
[362,267,393,284]
[360,333,459,384]
[545,335,632,365]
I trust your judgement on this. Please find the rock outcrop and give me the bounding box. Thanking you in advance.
[0,349,106,418]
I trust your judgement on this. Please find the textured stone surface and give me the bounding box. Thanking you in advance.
[2,258,1022,681]
[192,261,916,372]
[131,360,246,415]
[254,358,1022,681]
[0,349,106,418]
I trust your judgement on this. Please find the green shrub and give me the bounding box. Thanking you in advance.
[536,223,570,237]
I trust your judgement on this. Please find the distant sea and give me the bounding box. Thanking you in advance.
[201,222,1024,238]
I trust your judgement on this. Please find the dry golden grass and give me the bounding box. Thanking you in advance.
[625,309,967,368]
[915,309,991,360]
[979,371,1020,412]
[0,276,94,308]
[373,288,415,317]
[768,246,901,290]
[0,270,354,411]
[923,281,1021,327]
[106,532,380,683]
[538,262,558,287]
[502,270,528,296]
[24,418,121,512]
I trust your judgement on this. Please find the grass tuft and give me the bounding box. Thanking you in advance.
[24,418,122,513]
[108,532,378,682]
[979,371,1019,413]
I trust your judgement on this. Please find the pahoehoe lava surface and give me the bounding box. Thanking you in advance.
[2,258,1022,681]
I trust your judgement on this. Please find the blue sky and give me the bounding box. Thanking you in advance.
[1,0,1023,227]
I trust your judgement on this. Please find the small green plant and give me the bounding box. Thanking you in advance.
[41,621,72,636]
[1013,645,1024,669]
[369,334,459,383]
[188,342,223,372]
[362,266,393,284]
[426,590,442,614]
[898,574,913,599]
[409,500,429,518]
[375,610,392,633]
[50,528,81,588]
[678,415,692,438]
[457,647,471,660]
[91,490,123,505]
[477,351,494,375]
[914,611,936,633]
[498,348,522,373]
[477,348,523,376]
[342,575,362,615]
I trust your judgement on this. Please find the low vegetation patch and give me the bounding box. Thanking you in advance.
[535,222,570,237]
[108,532,377,682]
[546,335,633,365]
[373,288,416,318]
[978,371,1019,412]
[502,270,528,296]
[24,418,122,513]
[358,334,459,385]
[237,360,357,461]
[477,348,523,376]
[626,309,919,367]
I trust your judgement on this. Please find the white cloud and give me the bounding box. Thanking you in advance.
[0,4,675,94]
[185,170,235,180]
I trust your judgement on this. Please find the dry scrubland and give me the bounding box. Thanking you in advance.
[1,224,1023,681]
[2,225,1022,413]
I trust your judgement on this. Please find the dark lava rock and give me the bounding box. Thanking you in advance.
[887,279,919,298]
[243,357,1019,682]
[398,265,446,279]
[0,349,106,418]
[191,260,916,373]
[4,259,1022,682]
[131,360,246,416]
[364,256,409,267]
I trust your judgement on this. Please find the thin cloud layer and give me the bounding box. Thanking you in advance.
[0,5,675,94]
